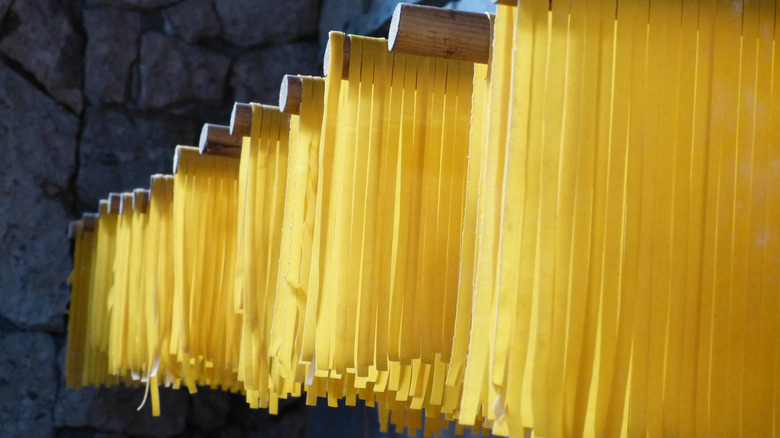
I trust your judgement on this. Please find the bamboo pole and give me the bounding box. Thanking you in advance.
[198,124,242,158]
[388,3,492,64]
[230,102,252,137]
[279,74,303,115]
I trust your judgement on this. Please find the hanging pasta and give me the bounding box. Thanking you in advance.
[468,0,780,436]
[234,105,291,412]
[140,175,176,415]
[269,76,326,398]
[65,180,175,415]
[84,201,118,388]
[66,219,95,388]
[172,146,242,394]
[62,0,780,436]
[300,31,479,436]
[105,193,139,380]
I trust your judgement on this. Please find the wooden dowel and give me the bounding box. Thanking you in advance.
[388,3,492,64]
[173,145,202,174]
[119,192,134,215]
[81,213,98,232]
[149,174,171,197]
[99,199,109,216]
[198,123,242,158]
[279,75,303,114]
[230,102,252,137]
[133,188,150,213]
[68,220,81,239]
[149,174,158,196]
[323,32,351,79]
[108,193,122,214]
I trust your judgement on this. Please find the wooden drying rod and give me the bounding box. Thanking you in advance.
[221,74,303,145]
[230,81,307,135]
[118,193,131,215]
[230,103,252,137]
[68,220,81,238]
[67,180,159,238]
[108,193,122,215]
[203,3,493,146]
[70,2,498,232]
[279,75,304,115]
[133,189,150,213]
[82,213,98,231]
[324,4,492,80]
[226,73,309,140]
[149,174,160,197]
[323,34,352,79]
[67,200,109,237]
[225,80,301,143]
[388,3,492,64]
[69,212,96,237]
[199,123,242,158]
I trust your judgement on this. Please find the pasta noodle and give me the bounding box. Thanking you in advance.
[64,1,780,435]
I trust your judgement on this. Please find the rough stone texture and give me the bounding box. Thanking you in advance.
[0,66,78,193]
[0,193,72,331]
[0,332,57,438]
[0,65,78,331]
[138,32,230,109]
[187,387,232,433]
[55,384,190,436]
[0,0,84,113]
[319,0,367,45]
[55,346,189,437]
[344,0,452,37]
[219,396,307,438]
[163,0,221,43]
[215,0,320,47]
[0,0,11,21]
[76,108,201,207]
[86,0,180,9]
[84,8,141,104]
[232,42,321,106]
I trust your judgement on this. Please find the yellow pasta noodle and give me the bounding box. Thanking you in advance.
[64,1,780,435]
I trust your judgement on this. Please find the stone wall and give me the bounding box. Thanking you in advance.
[0,0,492,437]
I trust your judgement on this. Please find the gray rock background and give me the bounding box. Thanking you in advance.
[0,0,493,437]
